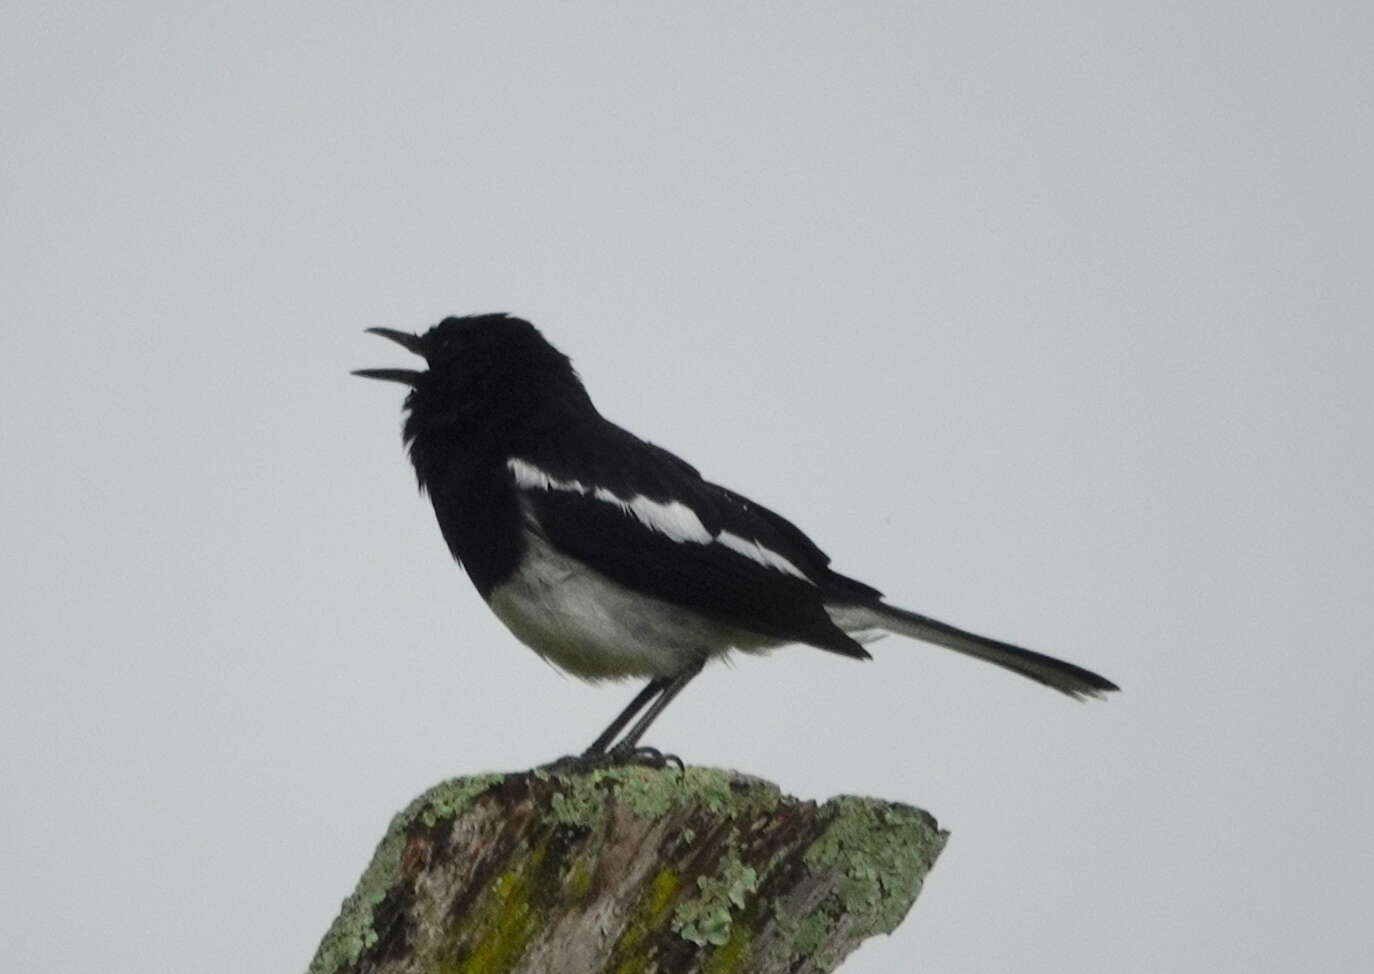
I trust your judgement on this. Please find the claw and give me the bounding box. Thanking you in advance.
[540,752,612,773]
[607,744,685,771]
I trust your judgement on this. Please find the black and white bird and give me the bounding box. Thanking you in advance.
[355,314,1118,759]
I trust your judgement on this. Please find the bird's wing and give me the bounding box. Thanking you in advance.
[506,426,871,658]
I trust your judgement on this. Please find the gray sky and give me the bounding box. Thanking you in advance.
[3,3,1371,971]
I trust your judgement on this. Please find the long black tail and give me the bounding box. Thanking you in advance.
[828,602,1119,700]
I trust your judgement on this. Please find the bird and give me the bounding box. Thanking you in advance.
[354,313,1118,761]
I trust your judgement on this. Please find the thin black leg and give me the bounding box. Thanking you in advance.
[609,659,705,756]
[582,677,670,756]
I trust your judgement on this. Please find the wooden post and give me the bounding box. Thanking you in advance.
[308,765,946,974]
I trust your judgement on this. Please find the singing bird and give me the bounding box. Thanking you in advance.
[355,314,1118,760]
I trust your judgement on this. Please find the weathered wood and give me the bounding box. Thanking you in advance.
[309,765,946,974]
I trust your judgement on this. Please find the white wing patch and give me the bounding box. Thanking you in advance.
[507,457,814,583]
[509,457,709,543]
[716,530,811,581]
[625,495,713,544]
[507,459,589,495]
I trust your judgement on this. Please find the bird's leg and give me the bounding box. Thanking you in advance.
[581,677,671,756]
[608,658,706,761]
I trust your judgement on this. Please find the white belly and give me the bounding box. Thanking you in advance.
[487,529,779,681]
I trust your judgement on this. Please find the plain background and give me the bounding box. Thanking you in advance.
[3,3,1371,972]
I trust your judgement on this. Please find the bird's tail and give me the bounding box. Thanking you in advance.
[827,601,1119,700]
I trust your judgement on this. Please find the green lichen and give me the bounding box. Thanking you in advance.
[805,796,947,935]
[672,851,759,947]
[444,844,546,973]
[311,768,942,974]
[307,829,405,974]
[609,867,682,973]
[609,767,681,818]
[563,856,595,902]
[703,922,753,973]
[307,773,502,974]
[677,766,736,815]
[676,767,779,818]
[788,905,838,958]
[548,772,611,829]
[545,765,779,827]
[637,765,779,819]
[414,773,506,827]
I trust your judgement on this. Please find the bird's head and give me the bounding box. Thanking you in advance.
[354,313,595,464]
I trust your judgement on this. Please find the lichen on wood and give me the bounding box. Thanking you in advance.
[308,765,946,974]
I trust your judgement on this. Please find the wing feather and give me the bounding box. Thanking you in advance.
[509,427,871,658]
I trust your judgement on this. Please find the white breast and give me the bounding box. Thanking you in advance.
[487,528,780,681]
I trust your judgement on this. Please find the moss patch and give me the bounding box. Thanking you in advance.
[442,844,546,973]
[608,867,682,973]
[703,922,753,974]
[563,856,595,902]
[307,773,502,974]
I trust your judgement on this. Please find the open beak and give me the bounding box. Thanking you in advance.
[352,327,426,386]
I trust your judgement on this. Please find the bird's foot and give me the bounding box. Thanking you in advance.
[606,744,685,771]
[540,745,685,774]
[539,747,684,773]
[538,751,610,773]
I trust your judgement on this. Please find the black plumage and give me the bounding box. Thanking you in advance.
[355,313,1118,758]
